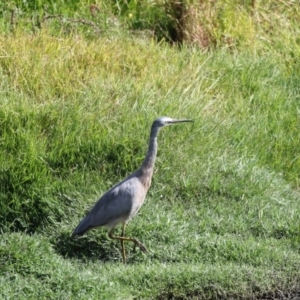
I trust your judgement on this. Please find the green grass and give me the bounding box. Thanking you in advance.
[1,2,300,299]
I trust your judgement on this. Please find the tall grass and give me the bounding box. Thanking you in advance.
[1,1,300,48]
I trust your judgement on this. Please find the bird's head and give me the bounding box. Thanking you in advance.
[153,116,193,128]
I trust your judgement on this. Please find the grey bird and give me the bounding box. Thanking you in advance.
[72,116,193,263]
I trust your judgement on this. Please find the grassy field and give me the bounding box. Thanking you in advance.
[1,1,300,299]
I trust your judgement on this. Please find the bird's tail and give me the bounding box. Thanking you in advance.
[71,216,91,237]
[71,227,85,237]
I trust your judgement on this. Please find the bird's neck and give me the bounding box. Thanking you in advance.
[140,124,159,174]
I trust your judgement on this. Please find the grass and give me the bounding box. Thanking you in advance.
[1,1,300,299]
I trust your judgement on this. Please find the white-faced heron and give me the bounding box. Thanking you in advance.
[72,116,193,263]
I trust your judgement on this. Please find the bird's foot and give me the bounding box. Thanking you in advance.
[134,240,148,254]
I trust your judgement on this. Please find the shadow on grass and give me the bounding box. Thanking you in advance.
[156,287,300,300]
[51,231,147,263]
[51,231,119,262]
[155,284,300,300]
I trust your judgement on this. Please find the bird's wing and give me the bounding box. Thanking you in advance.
[72,176,145,235]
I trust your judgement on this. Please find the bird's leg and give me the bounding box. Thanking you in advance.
[108,228,126,263]
[133,241,137,253]
[121,224,126,263]
[122,224,137,254]
[108,227,148,264]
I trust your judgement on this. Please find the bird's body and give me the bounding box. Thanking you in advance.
[73,170,150,234]
[72,116,192,263]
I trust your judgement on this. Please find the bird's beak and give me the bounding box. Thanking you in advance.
[169,119,193,124]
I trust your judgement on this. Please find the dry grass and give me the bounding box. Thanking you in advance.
[179,0,300,49]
